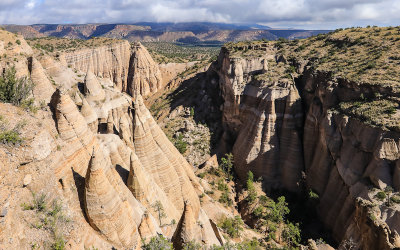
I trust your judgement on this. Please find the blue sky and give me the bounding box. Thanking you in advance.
[1,0,400,29]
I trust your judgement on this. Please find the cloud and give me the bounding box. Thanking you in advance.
[0,0,399,29]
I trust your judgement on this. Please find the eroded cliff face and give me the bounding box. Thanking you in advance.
[62,41,131,92]
[298,69,400,245]
[61,40,165,98]
[127,42,163,97]
[215,46,304,192]
[0,30,223,249]
[215,41,400,248]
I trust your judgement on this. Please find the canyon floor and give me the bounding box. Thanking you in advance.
[1,26,400,250]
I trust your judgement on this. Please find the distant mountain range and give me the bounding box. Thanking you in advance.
[1,22,330,44]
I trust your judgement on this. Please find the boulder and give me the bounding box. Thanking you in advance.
[23,174,32,187]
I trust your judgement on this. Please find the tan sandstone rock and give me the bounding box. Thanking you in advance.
[80,98,98,133]
[29,57,55,104]
[127,42,163,97]
[62,41,131,91]
[84,70,105,102]
[84,148,140,248]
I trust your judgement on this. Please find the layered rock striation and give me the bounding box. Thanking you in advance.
[127,42,163,97]
[84,148,141,248]
[215,46,304,192]
[298,69,400,245]
[215,39,400,248]
[62,41,131,91]
[61,40,163,97]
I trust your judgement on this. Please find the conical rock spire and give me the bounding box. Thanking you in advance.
[84,146,140,248]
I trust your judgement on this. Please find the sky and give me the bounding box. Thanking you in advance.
[0,0,400,29]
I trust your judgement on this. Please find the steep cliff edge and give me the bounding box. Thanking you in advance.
[127,42,163,97]
[61,40,131,92]
[214,27,400,248]
[215,45,304,192]
[0,30,224,249]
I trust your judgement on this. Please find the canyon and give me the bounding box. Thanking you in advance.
[0,25,400,250]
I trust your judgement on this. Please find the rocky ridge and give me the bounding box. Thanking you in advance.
[0,29,226,249]
[3,25,400,250]
[212,27,400,249]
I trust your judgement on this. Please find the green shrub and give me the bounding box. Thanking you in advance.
[218,215,244,238]
[20,98,38,113]
[390,195,400,204]
[265,196,290,223]
[366,61,376,70]
[217,179,228,191]
[16,39,21,45]
[308,190,319,200]
[52,236,65,250]
[236,238,261,250]
[183,240,202,250]
[220,153,234,180]
[0,130,23,145]
[0,67,34,105]
[219,190,233,206]
[174,134,187,154]
[31,193,47,212]
[246,171,254,190]
[151,201,166,226]
[376,191,386,201]
[253,206,264,218]
[142,235,173,250]
[197,172,206,179]
[246,186,257,204]
[282,222,301,247]
[245,171,257,203]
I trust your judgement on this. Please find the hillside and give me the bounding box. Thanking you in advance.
[1,23,329,44]
[1,25,400,250]
[211,26,400,249]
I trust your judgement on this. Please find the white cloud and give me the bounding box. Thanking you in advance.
[0,0,399,29]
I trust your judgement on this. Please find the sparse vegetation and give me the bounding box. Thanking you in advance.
[282,222,301,248]
[218,215,244,238]
[218,189,233,207]
[152,201,167,226]
[174,133,188,154]
[0,116,25,146]
[390,195,400,204]
[0,129,23,145]
[27,36,121,54]
[0,66,34,106]
[376,191,387,201]
[245,171,257,204]
[182,240,202,250]
[21,192,69,250]
[308,190,319,200]
[143,42,219,64]
[338,99,399,131]
[141,234,173,250]
[220,153,234,180]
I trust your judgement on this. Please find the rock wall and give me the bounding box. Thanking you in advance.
[62,41,163,98]
[50,74,222,248]
[298,69,400,243]
[343,198,400,250]
[127,42,163,97]
[0,31,224,249]
[215,45,400,247]
[62,41,131,92]
[216,47,304,192]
